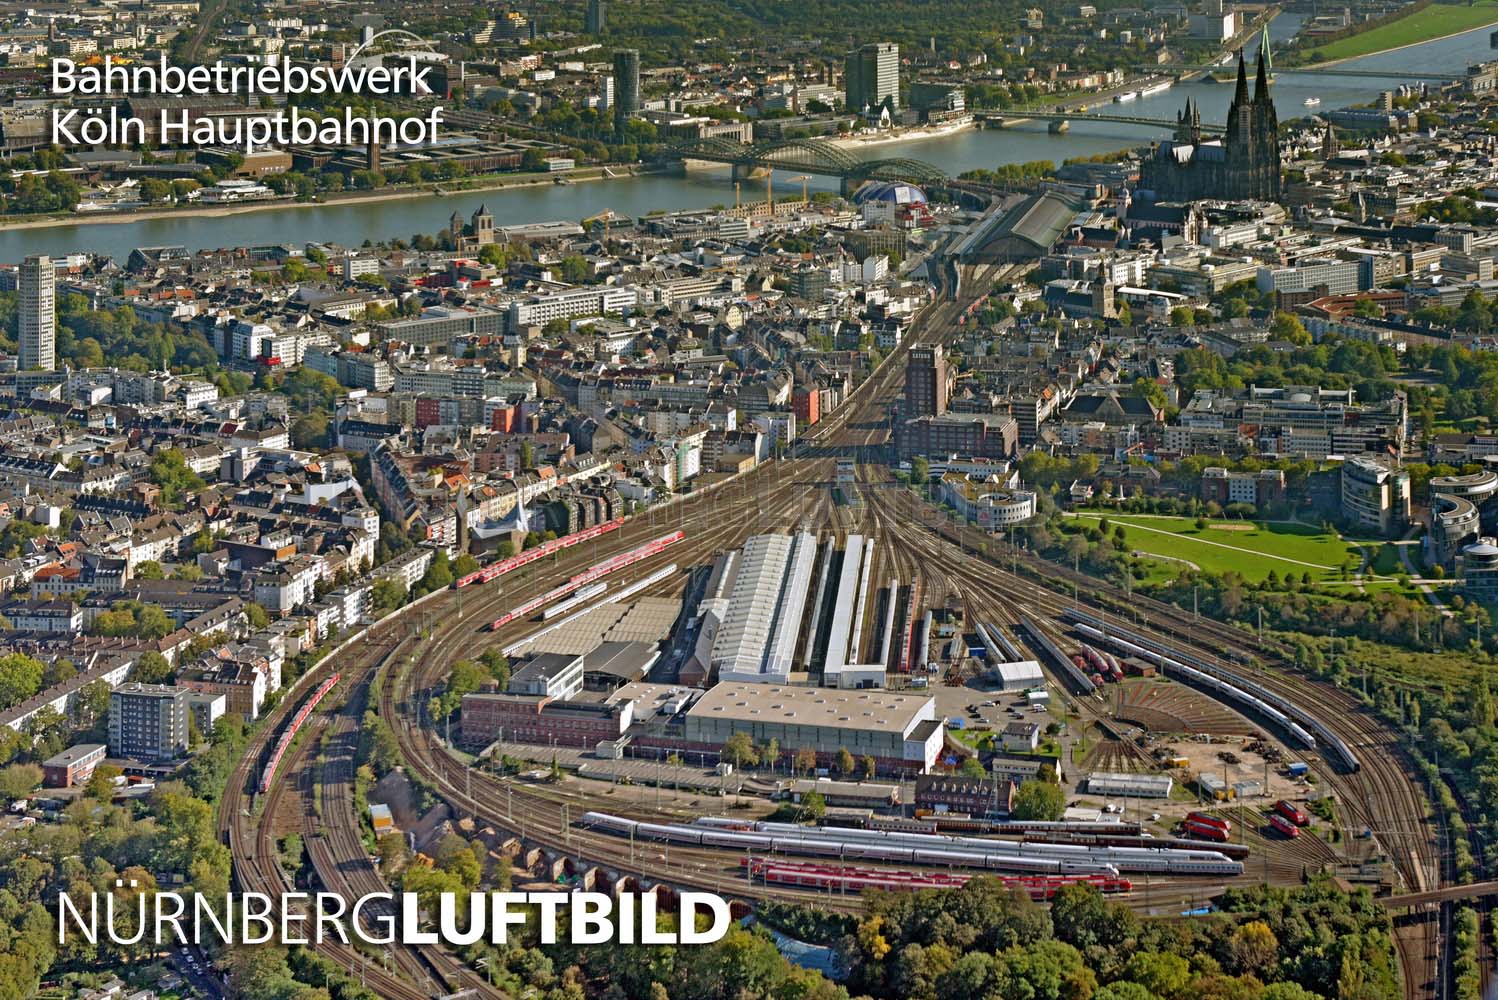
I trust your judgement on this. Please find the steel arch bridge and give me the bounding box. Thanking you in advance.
[664,136,947,191]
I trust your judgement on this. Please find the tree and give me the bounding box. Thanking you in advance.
[453,553,479,578]
[147,448,205,505]
[1228,920,1279,977]
[763,736,780,771]
[1119,951,1192,999]
[132,650,173,685]
[862,755,877,780]
[291,411,329,450]
[794,747,818,776]
[136,560,165,580]
[0,653,45,711]
[1011,778,1065,820]
[837,747,856,776]
[84,764,123,800]
[372,578,407,615]
[721,731,758,768]
[960,756,988,778]
[139,178,172,203]
[0,763,42,800]
[245,601,270,629]
[1271,310,1311,346]
[800,789,827,820]
[76,680,111,725]
[419,550,454,593]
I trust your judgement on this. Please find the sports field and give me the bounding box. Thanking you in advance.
[1068,513,1366,582]
[1304,1,1498,62]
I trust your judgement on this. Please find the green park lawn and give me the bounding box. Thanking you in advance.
[1304,1,1498,62]
[1070,513,1367,583]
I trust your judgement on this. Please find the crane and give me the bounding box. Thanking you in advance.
[789,174,812,204]
[581,208,615,238]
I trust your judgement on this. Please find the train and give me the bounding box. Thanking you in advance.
[259,673,341,795]
[740,858,1133,899]
[587,812,1121,874]
[1066,611,1361,774]
[489,531,684,630]
[1185,812,1230,833]
[1072,621,1315,748]
[541,582,607,620]
[454,518,624,587]
[647,814,1245,876]
[1274,800,1310,827]
[1181,819,1230,844]
[1267,813,1301,839]
[1079,644,1124,683]
[1017,615,1097,693]
[840,813,1245,857]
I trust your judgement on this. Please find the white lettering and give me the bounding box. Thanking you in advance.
[571,893,613,945]
[241,892,276,945]
[679,892,733,944]
[56,892,97,946]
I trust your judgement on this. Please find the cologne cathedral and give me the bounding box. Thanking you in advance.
[1139,47,1281,202]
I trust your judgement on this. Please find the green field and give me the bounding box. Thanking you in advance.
[1070,513,1368,583]
[1304,1,1498,62]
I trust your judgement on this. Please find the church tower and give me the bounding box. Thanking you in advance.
[1251,45,1281,201]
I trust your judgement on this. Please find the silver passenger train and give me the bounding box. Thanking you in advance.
[581,812,1244,876]
[1066,613,1361,774]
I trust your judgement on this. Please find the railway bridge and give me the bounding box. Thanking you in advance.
[975,109,1225,135]
[1381,878,1498,907]
[661,136,947,195]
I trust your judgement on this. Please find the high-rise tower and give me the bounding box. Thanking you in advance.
[844,42,899,113]
[612,48,640,132]
[19,254,55,371]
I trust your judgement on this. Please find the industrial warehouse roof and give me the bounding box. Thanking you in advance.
[581,641,660,681]
[687,682,934,734]
[1086,771,1174,796]
[992,660,1045,687]
[508,597,680,657]
[711,532,817,683]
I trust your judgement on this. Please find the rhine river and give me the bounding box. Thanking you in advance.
[2,18,1494,264]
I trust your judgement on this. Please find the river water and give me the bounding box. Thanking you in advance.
[2,18,1494,264]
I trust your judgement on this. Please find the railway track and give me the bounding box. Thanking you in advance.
[219,246,1439,994]
[856,479,1441,999]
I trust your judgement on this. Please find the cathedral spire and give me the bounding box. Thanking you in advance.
[1254,45,1271,103]
[1234,49,1249,107]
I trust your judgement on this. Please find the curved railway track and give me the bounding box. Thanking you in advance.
[224,252,1441,997]
[855,478,1440,999]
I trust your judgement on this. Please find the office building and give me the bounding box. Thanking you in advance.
[586,0,606,35]
[508,652,586,700]
[905,344,948,417]
[42,743,107,788]
[1340,456,1410,537]
[19,254,55,371]
[613,49,640,131]
[1461,539,1498,600]
[108,683,190,762]
[845,42,899,113]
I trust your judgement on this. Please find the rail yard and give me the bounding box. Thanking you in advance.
[218,262,1450,1000]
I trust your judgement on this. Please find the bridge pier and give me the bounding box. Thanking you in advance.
[1048,119,1071,134]
[731,162,770,183]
